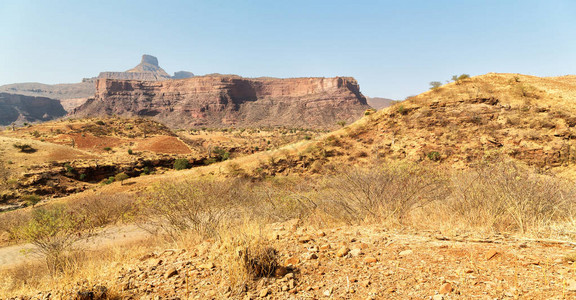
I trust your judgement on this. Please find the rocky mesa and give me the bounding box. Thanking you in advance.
[71,75,371,128]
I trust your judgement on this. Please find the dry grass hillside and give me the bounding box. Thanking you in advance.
[3,73,576,299]
[238,73,576,178]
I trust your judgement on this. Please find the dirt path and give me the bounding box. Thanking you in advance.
[0,224,150,269]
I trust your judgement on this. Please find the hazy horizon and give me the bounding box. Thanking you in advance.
[1,0,575,99]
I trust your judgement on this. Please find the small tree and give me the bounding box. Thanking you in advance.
[337,120,347,127]
[13,143,36,153]
[115,172,129,185]
[458,74,470,81]
[429,81,442,90]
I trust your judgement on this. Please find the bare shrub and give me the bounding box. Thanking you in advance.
[220,223,278,294]
[0,209,31,244]
[17,206,90,275]
[449,161,576,233]
[318,163,448,224]
[67,193,135,228]
[136,178,251,239]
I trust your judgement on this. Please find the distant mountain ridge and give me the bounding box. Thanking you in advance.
[98,54,194,81]
[366,97,396,109]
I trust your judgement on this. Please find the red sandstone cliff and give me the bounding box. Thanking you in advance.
[71,75,370,128]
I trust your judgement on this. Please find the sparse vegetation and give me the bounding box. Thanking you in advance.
[5,73,576,298]
[173,158,190,170]
[22,194,42,207]
[12,143,36,153]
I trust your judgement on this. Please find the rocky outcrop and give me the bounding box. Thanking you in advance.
[0,93,67,125]
[71,75,370,128]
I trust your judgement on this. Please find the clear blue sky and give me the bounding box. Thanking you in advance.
[1,0,575,99]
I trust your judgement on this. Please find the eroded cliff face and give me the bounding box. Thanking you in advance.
[71,75,370,128]
[0,93,67,126]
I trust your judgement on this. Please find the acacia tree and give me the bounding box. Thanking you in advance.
[429,81,442,90]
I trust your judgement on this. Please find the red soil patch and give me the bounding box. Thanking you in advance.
[134,136,191,154]
[52,134,125,152]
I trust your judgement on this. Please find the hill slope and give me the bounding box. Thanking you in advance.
[235,73,576,177]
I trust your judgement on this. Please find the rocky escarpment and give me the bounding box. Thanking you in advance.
[0,93,67,126]
[0,80,95,111]
[71,75,370,128]
[98,54,194,81]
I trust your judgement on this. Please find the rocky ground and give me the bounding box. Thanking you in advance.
[14,221,576,299]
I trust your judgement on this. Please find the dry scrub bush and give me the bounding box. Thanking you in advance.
[449,161,576,234]
[318,163,448,225]
[246,177,316,223]
[137,178,252,239]
[67,193,135,228]
[219,222,278,294]
[0,260,48,297]
[0,209,31,244]
[18,206,91,275]
[0,160,11,190]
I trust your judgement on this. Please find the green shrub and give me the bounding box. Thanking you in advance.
[127,149,133,155]
[103,147,112,151]
[64,163,75,174]
[427,151,441,162]
[212,147,230,162]
[22,194,42,207]
[397,105,407,115]
[101,177,115,185]
[458,74,470,81]
[79,174,87,181]
[173,158,190,170]
[364,109,376,116]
